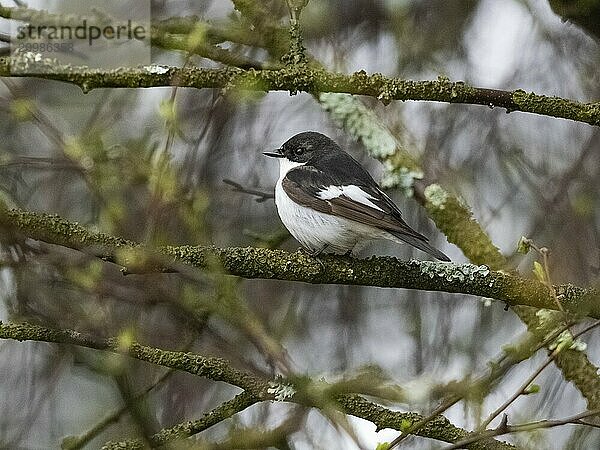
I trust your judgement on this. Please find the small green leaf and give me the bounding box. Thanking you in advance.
[523,384,540,395]
[532,261,547,283]
[158,99,176,123]
[9,98,34,121]
[400,419,412,431]
[186,23,207,51]
[375,443,391,450]
[571,192,594,218]
[517,236,531,254]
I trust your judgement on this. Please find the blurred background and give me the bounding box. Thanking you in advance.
[0,0,599,448]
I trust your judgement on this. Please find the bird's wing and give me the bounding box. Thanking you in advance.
[282,165,427,240]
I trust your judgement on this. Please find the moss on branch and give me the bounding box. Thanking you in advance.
[0,4,598,125]
[337,395,514,450]
[2,207,600,318]
[423,184,506,269]
[0,321,268,393]
[1,57,599,126]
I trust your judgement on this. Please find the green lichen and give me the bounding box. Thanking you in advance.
[318,92,422,194]
[413,260,490,283]
[535,308,563,328]
[424,184,449,209]
[319,92,396,157]
[267,381,297,401]
[512,89,600,126]
[281,21,307,67]
[8,49,66,75]
[423,185,506,270]
[380,166,423,194]
[1,208,134,250]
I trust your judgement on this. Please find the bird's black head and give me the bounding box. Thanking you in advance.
[263,131,340,163]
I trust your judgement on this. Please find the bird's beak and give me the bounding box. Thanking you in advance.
[263,148,284,158]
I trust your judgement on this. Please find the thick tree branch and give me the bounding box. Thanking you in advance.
[0,57,599,126]
[0,321,514,450]
[1,207,599,318]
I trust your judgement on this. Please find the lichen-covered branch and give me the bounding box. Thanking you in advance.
[1,207,599,318]
[0,57,599,126]
[0,321,268,392]
[0,320,514,450]
[337,395,514,450]
[421,184,507,269]
[1,4,598,126]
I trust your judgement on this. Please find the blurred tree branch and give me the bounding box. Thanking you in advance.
[62,369,179,450]
[443,409,600,450]
[0,320,514,450]
[0,1,598,125]
[0,4,283,69]
[101,391,259,449]
[0,56,598,126]
[223,178,275,202]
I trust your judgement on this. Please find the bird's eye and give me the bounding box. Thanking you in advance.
[294,148,304,155]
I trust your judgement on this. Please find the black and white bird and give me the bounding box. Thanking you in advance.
[264,131,450,261]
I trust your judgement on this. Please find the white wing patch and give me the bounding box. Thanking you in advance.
[317,185,384,212]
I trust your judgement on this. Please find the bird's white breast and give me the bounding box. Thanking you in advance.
[274,158,386,254]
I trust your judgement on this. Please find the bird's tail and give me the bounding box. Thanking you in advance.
[390,231,450,262]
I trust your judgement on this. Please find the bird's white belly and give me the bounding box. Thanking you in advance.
[275,181,383,254]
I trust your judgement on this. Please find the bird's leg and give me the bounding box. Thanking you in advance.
[307,244,328,257]
[299,245,328,270]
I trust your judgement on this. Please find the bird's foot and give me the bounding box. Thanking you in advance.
[299,244,329,257]
[298,245,328,270]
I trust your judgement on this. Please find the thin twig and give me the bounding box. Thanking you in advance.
[479,357,554,430]
[388,397,461,448]
[479,318,600,429]
[387,320,578,449]
[442,410,600,450]
[223,178,275,202]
